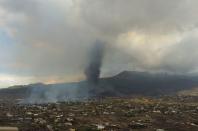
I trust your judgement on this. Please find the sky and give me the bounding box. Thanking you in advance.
[0,0,198,88]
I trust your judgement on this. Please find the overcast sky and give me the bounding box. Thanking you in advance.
[0,0,198,88]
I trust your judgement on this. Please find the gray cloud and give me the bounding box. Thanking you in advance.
[77,0,198,35]
[0,0,198,84]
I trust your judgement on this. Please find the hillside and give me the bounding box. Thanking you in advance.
[1,71,198,102]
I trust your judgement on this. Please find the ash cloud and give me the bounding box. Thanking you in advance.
[85,40,105,84]
[1,0,198,84]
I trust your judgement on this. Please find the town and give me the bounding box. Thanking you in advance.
[0,96,198,131]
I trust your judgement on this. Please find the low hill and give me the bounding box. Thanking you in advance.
[1,71,198,103]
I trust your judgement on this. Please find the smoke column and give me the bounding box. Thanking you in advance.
[85,40,105,84]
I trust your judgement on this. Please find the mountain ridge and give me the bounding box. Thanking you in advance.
[1,71,198,102]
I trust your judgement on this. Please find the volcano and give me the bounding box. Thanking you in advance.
[1,71,198,103]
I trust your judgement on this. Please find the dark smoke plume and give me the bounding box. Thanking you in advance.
[85,40,105,84]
